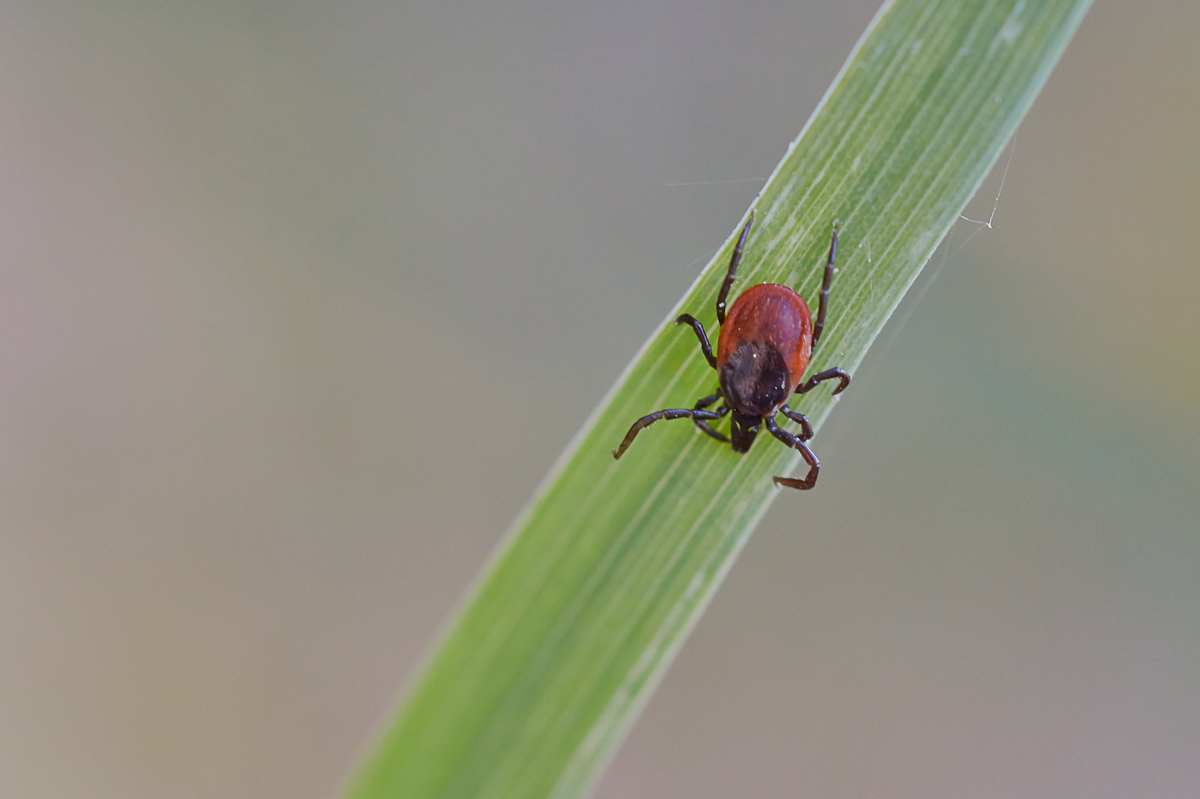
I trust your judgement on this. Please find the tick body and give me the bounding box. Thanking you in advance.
[613,211,851,489]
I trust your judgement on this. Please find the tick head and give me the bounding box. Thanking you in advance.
[729,410,763,453]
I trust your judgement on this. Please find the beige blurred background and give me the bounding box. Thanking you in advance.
[1,1,1197,797]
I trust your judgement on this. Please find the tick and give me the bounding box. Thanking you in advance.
[612,211,850,489]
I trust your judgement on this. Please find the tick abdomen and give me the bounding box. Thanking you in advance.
[716,283,813,401]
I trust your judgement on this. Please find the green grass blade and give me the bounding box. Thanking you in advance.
[346,1,1092,796]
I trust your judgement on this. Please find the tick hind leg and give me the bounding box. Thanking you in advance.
[811,220,839,347]
[716,210,755,325]
[675,209,756,367]
[613,405,724,459]
[765,413,820,490]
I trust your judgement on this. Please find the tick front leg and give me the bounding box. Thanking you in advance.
[765,413,820,490]
[613,406,724,459]
[779,404,814,441]
[691,392,730,443]
[675,314,717,369]
[795,367,850,396]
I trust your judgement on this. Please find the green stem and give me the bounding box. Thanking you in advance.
[346,1,1093,796]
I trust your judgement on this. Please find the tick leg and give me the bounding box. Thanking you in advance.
[811,220,838,346]
[691,392,730,443]
[716,210,755,326]
[765,413,820,490]
[779,404,814,441]
[675,314,717,369]
[795,367,850,396]
[613,406,723,459]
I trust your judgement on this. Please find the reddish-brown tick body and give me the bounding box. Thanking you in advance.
[613,212,850,490]
[717,284,813,415]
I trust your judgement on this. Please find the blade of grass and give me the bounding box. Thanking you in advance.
[347,1,1092,796]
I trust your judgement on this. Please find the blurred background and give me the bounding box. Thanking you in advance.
[1,1,1197,797]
